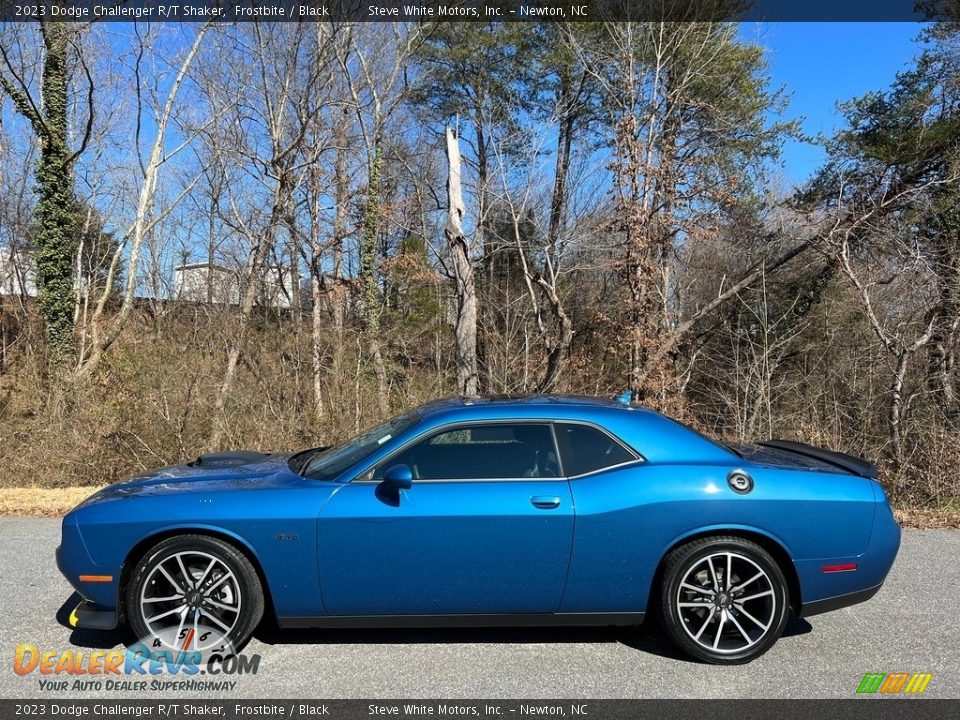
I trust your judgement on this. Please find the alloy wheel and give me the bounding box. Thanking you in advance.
[675,551,776,655]
[139,550,242,651]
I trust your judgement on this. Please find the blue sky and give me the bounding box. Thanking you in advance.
[741,22,926,184]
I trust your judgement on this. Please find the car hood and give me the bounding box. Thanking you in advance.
[77,451,298,506]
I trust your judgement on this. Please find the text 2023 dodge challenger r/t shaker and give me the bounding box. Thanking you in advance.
[57,394,900,664]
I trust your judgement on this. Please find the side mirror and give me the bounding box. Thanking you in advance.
[382,463,413,490]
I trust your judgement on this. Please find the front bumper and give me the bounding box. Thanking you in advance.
[68,600,119,630]
[56,514,122,628]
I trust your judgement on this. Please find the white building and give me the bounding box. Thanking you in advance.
[174,262,304,310]
[261,264,301,310]
[173,262,241,305]
[3,250,305,311]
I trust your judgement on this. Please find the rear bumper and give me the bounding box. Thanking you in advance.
[799,582,882,617]
[796,485,900,616]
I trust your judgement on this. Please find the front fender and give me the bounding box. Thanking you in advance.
[60,485,329,619]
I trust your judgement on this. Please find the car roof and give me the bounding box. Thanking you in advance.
[407,395,735,465]
[411,394,676,427]
[417,394,633,414]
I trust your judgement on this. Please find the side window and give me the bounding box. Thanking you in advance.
[388,423,560,480]
[555,423,636,477]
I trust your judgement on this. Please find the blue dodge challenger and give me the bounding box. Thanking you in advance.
[58,395,900,664]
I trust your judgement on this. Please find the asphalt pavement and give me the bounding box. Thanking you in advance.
[0,518,957,699]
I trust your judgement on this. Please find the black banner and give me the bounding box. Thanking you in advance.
[0,0,952,23]
[2,700,959,720]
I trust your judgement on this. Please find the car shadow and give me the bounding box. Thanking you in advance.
[253,611,813,663]
[56,593,130,650]
[253,620,691,662]
[57,591,814,663]
[783,612,814,638]
[255,624,655,657]
[617,612,813,663]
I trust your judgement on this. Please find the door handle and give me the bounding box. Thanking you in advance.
[530,495,561,509]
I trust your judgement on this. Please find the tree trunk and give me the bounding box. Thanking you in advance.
[284,192,301,320]
[927,313,959,423]
[536,73,578,393]
[926,238,960,424]
[611,107,661,402]
[445,126,479,396]
[474,115,491,288]
[360,138,389,415]
[535,277,573,393]
[308,163,325,421]
[889,349,910,477]
[329,110,349,402]
[207,181,218,305]
[32,21,77,373]
[547,75,575,251]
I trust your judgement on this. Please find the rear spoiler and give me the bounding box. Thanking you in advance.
[759,440,878,479]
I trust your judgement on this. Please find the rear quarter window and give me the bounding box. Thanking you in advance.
[555,423,637,477]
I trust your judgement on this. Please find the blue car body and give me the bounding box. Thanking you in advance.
[57,395,900,631]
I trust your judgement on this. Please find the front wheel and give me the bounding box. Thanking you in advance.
[126,534,264,654]
[659,536,789,664]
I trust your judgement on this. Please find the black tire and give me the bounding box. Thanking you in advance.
[125,534,264,653]
[658,536,789,664]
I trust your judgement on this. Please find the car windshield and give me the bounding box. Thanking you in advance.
[294,412,421,481]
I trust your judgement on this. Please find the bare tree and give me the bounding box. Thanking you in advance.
[837,233,934,473]
[444,125,478,395]
[572,22,803,404]
[809,141,960,475]
[302,24,350,421]
[73,24,209,379]
[204,23,324,447]
[487,120,575,394]
[336,22,428,415]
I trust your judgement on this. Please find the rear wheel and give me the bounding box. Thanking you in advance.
[126,535,264,653]
[659,536,789,664]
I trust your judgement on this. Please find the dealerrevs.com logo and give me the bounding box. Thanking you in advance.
[12,639,260,693]
[856,673,933,695]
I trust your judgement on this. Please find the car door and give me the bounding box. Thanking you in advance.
[316,421,574,616]
[552,421,663,614]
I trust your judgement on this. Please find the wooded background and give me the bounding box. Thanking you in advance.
[1,19,958,513]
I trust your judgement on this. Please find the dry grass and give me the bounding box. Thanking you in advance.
[894,506,960,530]
[0,487,102,517]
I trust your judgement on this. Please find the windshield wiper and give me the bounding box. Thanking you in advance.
[288,447,328,475]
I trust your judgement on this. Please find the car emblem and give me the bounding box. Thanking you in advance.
[728,470,754,494]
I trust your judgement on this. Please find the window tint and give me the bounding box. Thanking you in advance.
[389,423,560,480]
[555,423,635,476]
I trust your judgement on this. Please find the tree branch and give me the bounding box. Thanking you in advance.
[639,239,813,384]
